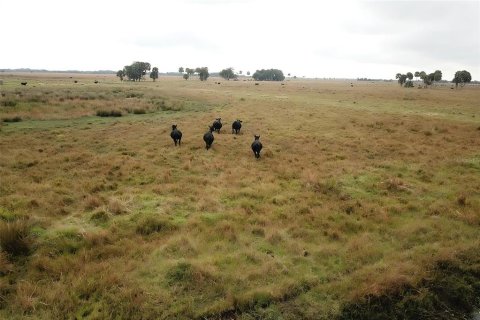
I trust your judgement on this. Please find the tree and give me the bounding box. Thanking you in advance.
[417,71,430,87]
[150,67,159,81]
[116,70,125,81]
[183,74,189,80]
[433,70,442,82]
[196,67,209,81]
[239,70,243,75]
[123,61,151,81]
[185,68,195,77]
[452,70,472,88]
[247,71,250,76]
[396,73,407,86]
[406,72,413,80]
[179,67,184,73]
[414,71,420,80]
[219,67,236,80]
[252,69,285,81]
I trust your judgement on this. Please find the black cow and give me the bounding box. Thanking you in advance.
[170,124,182,146]
[212,118,222,133]
[232,120,242,134]
[20,82,27,86]
[251,135,263,158]
[203,126,215,150]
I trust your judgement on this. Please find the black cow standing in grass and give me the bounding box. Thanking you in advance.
[251,135,263,158]
[203,126,215,150]
[20,82,27,86]
[212,118,222,133]
[170,124,182,146]
[232,120,242,134]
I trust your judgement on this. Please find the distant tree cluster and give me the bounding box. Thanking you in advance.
[219,68,237,80]
[396,69,473,89]
[396,70,443,88]
[117,62,153,81]
[178,66,210,81]
[252,69,285,81]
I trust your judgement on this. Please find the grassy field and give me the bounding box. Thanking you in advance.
[0,73,479,319]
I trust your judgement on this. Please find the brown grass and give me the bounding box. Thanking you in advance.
[0,74,479,318]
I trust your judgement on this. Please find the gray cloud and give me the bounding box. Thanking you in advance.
[323,1,479,70]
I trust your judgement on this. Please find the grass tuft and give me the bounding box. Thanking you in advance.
[135,216,176,235]
[0,220,31,257]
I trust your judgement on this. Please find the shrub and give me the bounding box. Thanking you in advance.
[0,220,31,256]
[96,110,122,117]
[2,116,22,123]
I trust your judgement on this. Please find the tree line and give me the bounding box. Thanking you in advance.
[117,62,288,83]
[178,67,210,81]
[395,70,472,88]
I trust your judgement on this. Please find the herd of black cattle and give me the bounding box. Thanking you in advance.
[15,82,264,158]
[170,118,263,158]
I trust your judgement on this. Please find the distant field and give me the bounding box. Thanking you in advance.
[1,73,479,319]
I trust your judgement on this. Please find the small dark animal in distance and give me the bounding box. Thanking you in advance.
[212,118,222,133]
[94,80,99,84]
[251,135,263,159]
[74,80,78,83]
[232,120,242,134]
[20,82,27,86]
[170,124,182,146]
[203,126,215,150]
[255,83,259,85]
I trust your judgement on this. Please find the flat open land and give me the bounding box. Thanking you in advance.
[1,74,479,319]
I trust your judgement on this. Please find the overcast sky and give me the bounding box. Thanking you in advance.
[1,0,479,79]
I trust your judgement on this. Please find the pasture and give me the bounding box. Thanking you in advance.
[0,73,479,319]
